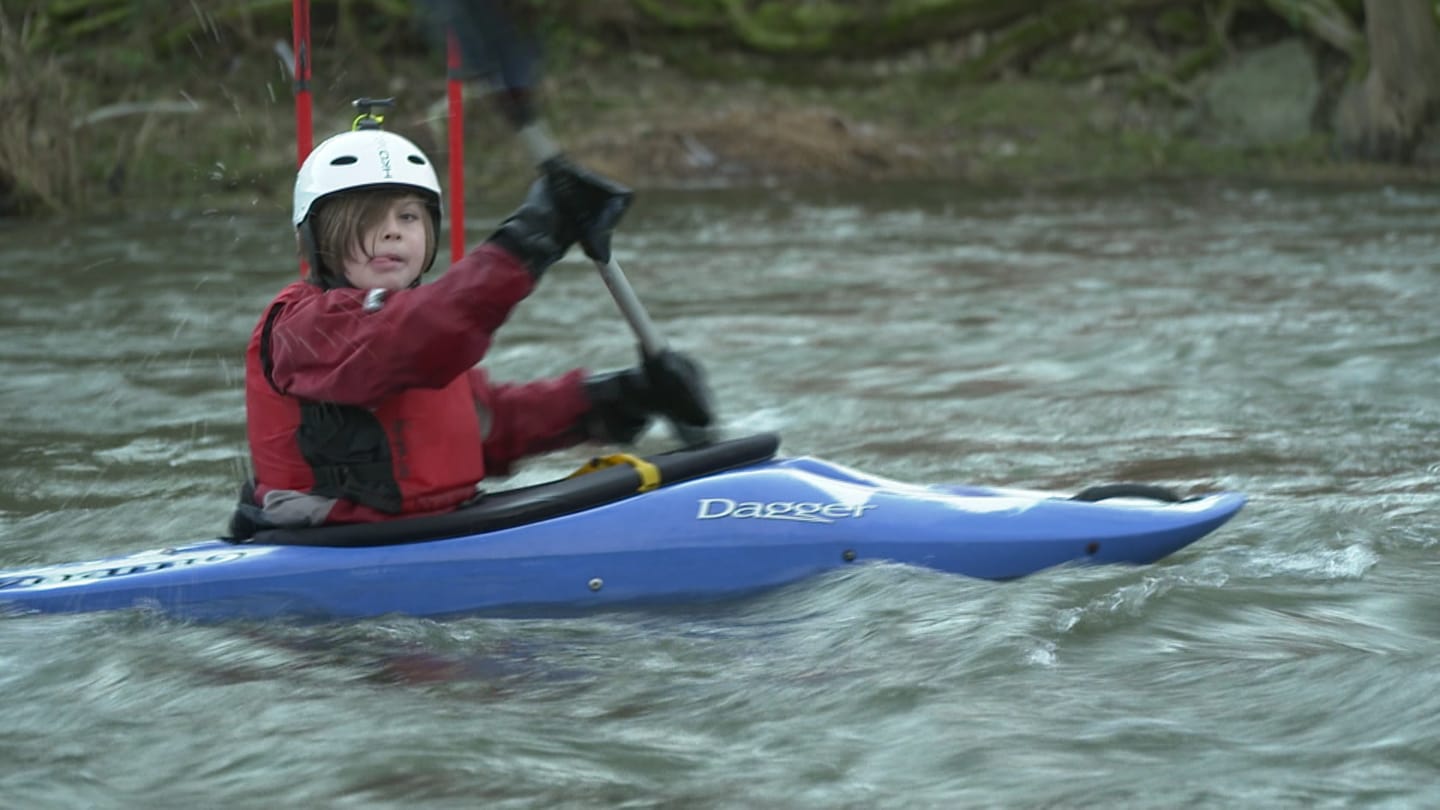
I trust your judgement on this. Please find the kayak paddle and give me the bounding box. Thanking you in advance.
[422,0,717,446]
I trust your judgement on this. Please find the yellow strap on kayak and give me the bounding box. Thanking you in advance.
[568,453,661,492]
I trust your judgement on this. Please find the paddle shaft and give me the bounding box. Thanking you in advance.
[432,0,715,444]
[516,121,668,357]
[515,130,714,445]
[427,0,670,357]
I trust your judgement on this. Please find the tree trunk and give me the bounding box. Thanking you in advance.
[1334,0,1440,162]
[1263,0,1364,61]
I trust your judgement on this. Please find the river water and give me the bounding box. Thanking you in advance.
[0,181,1436,807]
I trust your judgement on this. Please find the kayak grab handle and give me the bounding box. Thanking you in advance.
[568,454,662,492]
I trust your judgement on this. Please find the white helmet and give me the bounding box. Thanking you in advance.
[294,129,442,225]
[293,129,443,284]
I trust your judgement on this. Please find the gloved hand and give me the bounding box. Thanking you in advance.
[580,349,716,445]
[541,157,632,263]
[581,367,653,445]
[486,177,574,280]
[486,159,633,278]
[642,349,715,429]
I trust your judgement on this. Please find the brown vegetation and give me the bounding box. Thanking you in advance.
[0,13,86,214]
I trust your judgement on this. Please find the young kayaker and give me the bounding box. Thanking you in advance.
[235,127,708,534]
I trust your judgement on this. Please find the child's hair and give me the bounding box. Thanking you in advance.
[311,188,437,286]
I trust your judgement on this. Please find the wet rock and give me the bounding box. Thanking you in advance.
[1200,39,1321,146]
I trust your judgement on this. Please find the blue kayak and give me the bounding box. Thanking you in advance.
[0,434,1244,621]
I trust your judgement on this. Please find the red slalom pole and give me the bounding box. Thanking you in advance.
[292,0,313,167]
[293,0,313,278]
[447,31,466,263]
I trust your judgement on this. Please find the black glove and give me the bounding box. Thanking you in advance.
[643,349,715,429]
[541,157,632,263]
[581,367,653,445]
[581,350,716,445]
[486,177,574,280]
[487,160,633,277]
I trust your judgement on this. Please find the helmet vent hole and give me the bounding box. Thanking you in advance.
[330,156,358,166]
[407,155,426,165]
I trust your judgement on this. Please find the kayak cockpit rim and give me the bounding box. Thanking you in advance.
[231,432,783,549]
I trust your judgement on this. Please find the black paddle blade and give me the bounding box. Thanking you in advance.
[421,0,543,127]
[644,349,716,430]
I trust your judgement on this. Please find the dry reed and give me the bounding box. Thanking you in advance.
[0,9,86,215]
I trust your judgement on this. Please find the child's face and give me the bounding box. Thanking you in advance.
[341,196,430,291]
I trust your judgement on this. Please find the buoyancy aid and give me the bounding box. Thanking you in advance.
[245,294,487,522]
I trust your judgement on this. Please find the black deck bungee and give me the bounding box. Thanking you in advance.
[237,432,781,549]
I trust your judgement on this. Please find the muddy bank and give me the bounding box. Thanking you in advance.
[135,58,1440,217]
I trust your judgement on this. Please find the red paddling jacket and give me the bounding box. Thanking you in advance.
[244,243,592,527]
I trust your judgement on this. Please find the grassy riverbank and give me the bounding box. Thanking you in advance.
[4,8,1436,219]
